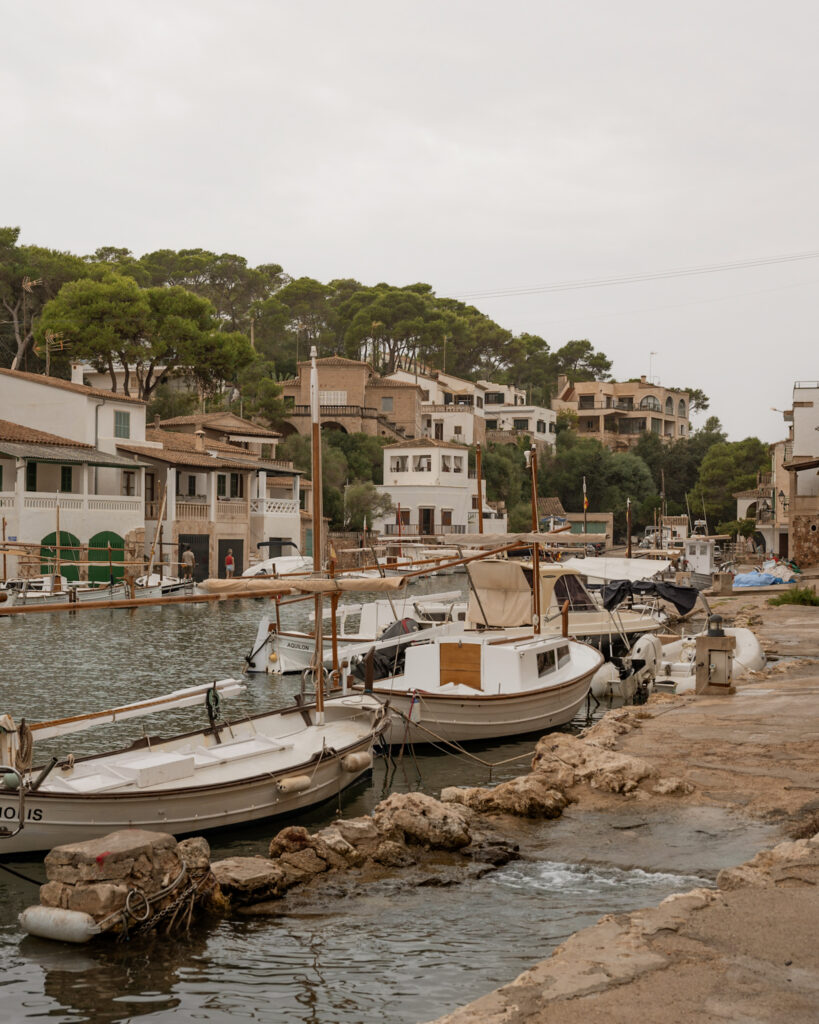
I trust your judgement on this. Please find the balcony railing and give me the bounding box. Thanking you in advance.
[216,499,248,520]
[250,498,299,515]
[2,492,143,514]
[176,500,209,520]
[288,404,379,419]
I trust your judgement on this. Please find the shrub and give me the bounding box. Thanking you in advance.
[767,586,819,607]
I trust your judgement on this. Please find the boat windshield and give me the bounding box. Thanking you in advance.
[552,574,597,611]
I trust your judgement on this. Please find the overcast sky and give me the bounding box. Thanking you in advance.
[3,1,816,442]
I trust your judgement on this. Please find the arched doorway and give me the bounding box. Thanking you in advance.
[88,530,125,584]
[40,531,81,582]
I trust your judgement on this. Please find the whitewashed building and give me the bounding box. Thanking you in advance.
[0,369,148,578]
[372,438,504,536]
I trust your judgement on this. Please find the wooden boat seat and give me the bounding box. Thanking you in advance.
[47,770,134,794]
[192,735,293,767]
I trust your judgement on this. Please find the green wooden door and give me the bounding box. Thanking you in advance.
[88,531,125,584]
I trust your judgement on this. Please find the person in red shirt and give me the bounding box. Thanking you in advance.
[225,549,235,578]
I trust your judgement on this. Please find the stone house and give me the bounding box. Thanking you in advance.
[552,375,690,451]
[279,356,422,440]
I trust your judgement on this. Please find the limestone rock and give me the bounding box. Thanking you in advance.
[268,825,313,859]
[717,833,819,890]
[280,847,328,877]
[442,776,569,819]
[210,856,286,904]
[39,880,70,909]
[373,839,416,867]
[67,882,128,917]
[44,829,182,886]
[651,776,695,796]
[178,836,211,872]
[372,792,471,849]
[532,733,654,794]
[312,826,358,862]
[334,817,380,850]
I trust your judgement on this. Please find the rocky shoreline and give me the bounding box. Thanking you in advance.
[423,592,819,1023]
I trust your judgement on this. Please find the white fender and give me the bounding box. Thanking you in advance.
[19,905,100,944]
[277,774,312,793]
[341,751,372,773]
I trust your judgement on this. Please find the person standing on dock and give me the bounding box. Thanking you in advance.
[181,545,195,580]
[225,548,235,578]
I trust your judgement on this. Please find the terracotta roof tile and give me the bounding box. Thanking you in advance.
[0,418,93,448]
[0,368,145,404]
[383,437,468,450]
[146,427,249,455]
[159,411,279,436]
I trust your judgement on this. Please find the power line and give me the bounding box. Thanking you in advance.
[455,249,819,300]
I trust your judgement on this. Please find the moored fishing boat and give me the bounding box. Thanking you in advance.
[0,681,387,856]
[351,629,603,745]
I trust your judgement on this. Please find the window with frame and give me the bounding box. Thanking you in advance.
[513,418,529,430]
[230,473,244,498]
[453,457,464,473]
[485,393,504,405]
[114,410,131,438]
[453,425,462,435]
[60,465,73,492]
[0,464,3,490]
[639,395,661,412]
[537,420,546,433]
[121,470,136,496]
[441,509,452,526]
[485,419,497,430]
[398,508,410,525]
[217,474,227,497]
[26,461,37,492]
[380,396,394,413]
[188,475,197,496]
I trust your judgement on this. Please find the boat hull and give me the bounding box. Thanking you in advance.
[376,669,595,745]
[0,697,386,856]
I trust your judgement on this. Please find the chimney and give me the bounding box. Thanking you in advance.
[154,414,160,429]
[640,375,647,385]
[71,362,85,385]
[195,429,206,452]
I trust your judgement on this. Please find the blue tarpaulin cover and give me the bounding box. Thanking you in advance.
[733,573,784,587]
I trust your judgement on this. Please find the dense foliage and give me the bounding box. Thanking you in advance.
[2,226,764,539]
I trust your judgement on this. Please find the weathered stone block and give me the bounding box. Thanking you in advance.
[373,792,471,849]
[68,882,128,917]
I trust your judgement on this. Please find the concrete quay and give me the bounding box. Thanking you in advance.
[426,595,819,1024]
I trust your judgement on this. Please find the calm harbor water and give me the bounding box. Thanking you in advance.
[0,584,775,1024]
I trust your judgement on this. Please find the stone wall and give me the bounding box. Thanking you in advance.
[791,514,819,567]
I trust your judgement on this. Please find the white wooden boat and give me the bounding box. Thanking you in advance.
[352,630,604,745]
[246,589,466,674]
[0,683,388,856]
[134,574,196,598]
[3,577,131,606]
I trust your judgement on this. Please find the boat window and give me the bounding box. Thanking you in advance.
[556,645,571,668]
[537,650,556,676]
[552,574,597,610]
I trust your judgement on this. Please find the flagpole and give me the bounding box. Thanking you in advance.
[310,346,325,723]
[583,476,588,536]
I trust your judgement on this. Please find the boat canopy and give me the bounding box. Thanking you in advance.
[466,560,532,627]
[600,579,698,615]
[560,556,672,582]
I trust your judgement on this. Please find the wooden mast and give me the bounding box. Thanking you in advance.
[528,444,541,633]
[476,443,484,534]
[310,346,325,722]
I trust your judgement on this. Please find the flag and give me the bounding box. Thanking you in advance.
[583,477,588,511]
